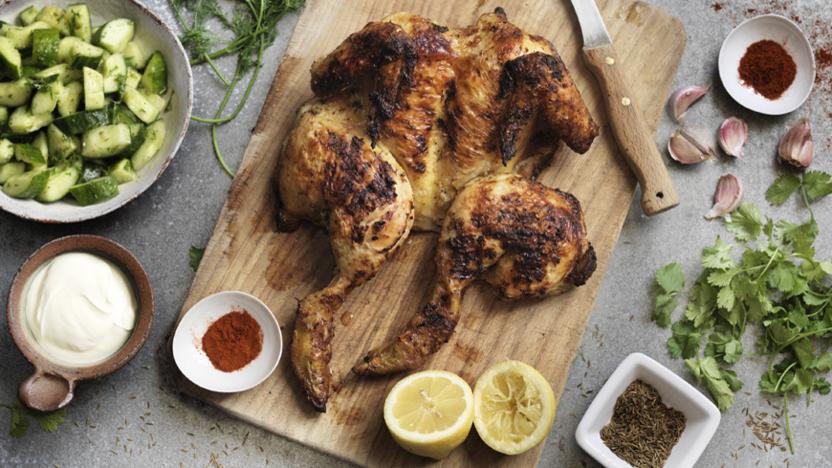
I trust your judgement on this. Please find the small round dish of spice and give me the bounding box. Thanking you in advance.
[576,353,720,468]
[172,291,282,393]
[718,14,815,115]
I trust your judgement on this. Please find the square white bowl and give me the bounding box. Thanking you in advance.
[575,353,720,468]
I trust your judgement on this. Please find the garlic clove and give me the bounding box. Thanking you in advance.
[705,174,743,219]
[668,84,710,122]
[718,117,748,159]
[668,128,715,165]
[778,118,813,168]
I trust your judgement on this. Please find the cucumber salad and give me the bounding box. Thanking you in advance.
[0,4,170,206]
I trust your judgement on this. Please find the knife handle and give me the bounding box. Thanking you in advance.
[583,44,679,216]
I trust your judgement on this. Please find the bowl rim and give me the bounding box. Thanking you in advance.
[718,13,816,116]
[172,290,283,393]
[6,234,155,380]
[0,0,194,223]
[575,352,721,468]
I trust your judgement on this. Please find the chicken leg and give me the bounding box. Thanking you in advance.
[353,174,595,375]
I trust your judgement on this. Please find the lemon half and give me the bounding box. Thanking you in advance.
[384,370,474,460]
[473,360,556,455]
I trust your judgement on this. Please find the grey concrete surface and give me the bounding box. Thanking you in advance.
[1,0,831,466]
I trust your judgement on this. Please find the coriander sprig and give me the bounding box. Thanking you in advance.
[1,401,67,438]
[169,0,305,177]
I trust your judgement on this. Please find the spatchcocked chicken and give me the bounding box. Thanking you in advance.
[275,8,599,412]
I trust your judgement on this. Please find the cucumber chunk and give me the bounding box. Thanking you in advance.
[19,6,41,27]
[57,36,83,62]
[37,163,81,202]
[8,106,53,134]
[82,66,104,110]
[69,175,118,205]
[0,106,7,126]
[47,124,77,160]
[122,41,149,69]
[0,138,13,164]
[112,104,140,125]
[80,162,106,182]
[66,4,92,42]
[3,168,49,198]
[1,22,51,49]
[14,143,47,165]
[0,162,25,183]
[122,87,159,123]
[94,19,134,53]
[119,123,145,155]
[54,106,111,134]
[35,6,70,36]
[0,36,22,79]
[31,79,62,114]
[124,67,141,89]
[70,41,103,68]
[32,28,60,67]
[100,53,126,93]
[140,51,167,94]
[33,63,77,82]
[82,123,131,158]
[0,79,32,107]
[32,132,49,162]
[109,158,136,183]
[57,81,82,116]
[131,120,165,170]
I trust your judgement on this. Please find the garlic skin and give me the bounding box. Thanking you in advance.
[668,128,715,165]
[705,174,743,219]
[778,119,813,168]
[668,85,710,122]
[718,117,748,159]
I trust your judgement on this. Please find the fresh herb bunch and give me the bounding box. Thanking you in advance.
[1,401,66,438]
[652,190,832,453]
[168,0,304,176]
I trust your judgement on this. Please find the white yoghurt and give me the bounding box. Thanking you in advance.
[22,252,137,367]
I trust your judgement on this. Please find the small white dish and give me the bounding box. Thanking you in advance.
[0,0,193,223]
[575,353,720,468]
[718,14,815,115]
[173,291,282,393]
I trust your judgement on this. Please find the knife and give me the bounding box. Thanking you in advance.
[570,0,679,216]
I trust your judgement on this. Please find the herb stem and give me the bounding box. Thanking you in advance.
[203,54,230,86]
[783,394,796,454]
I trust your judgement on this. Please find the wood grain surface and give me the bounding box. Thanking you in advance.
[173,0,685,465]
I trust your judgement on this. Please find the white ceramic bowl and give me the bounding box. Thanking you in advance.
[718,14,815,115]
[575,353,720,468]
[173,291,282,393]
[0,0,193,223]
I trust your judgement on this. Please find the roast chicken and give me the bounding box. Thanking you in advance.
[275,8,599,411]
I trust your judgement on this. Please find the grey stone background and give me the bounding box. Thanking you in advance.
[2,0,831,466]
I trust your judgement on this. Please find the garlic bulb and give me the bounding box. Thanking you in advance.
[668,85,710,122]
[668,128,715,165]
[778,119,813,168]
[718,117,748,159]
[705,174,743,219]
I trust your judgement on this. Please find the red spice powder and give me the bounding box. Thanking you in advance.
[738,40,796,100]
[202,310,263,372]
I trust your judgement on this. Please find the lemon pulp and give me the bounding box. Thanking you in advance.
[473,360,556,455]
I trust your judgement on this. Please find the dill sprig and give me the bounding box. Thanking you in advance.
[169,0,304,177]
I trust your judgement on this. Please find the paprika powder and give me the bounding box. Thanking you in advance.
[738,39,797,100]
[202,310,263,372]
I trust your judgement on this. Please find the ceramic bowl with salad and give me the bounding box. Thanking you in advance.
[0,0,192,223]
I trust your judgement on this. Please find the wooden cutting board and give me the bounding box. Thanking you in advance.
[174,0,685,465]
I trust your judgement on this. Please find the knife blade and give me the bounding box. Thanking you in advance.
[570,0,679,216]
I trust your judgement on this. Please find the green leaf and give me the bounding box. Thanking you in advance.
[766,173,802,205]
[189,245,205,271]
[803,170,832,203]
[653,294,676,328]
[811,353,832,372]
[685,357,739,411]
[767,262,806,296]
[717,286,735,311]
[8,402,29,438]
[656,263,685,294]
[33,408,66,433]
[702,237,735,270]
[684,274,717,328]
[667,321,702,359]
[725,203,764,242]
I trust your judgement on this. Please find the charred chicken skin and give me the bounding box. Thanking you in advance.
[276,8,599,411]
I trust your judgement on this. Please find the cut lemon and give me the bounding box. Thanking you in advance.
[384,370,474,460]
[473,360,556,455]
